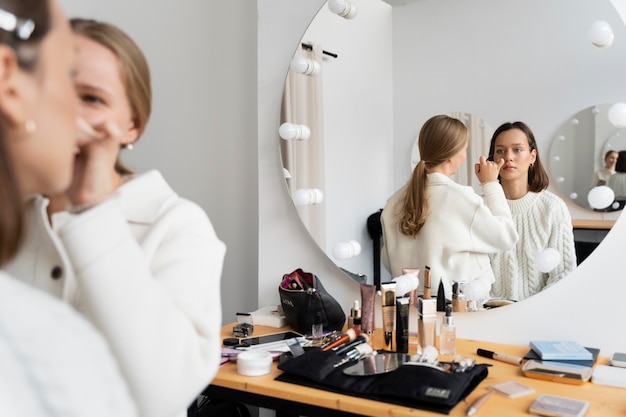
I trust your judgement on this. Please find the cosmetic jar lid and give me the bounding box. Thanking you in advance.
[237,350,273,376]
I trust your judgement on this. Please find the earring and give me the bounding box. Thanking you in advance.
[529,163,534,168]
[122,143,134,150]
[25,119,37,134]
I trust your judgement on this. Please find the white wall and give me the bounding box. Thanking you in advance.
[259,0,626,354]
[58,0,259,324]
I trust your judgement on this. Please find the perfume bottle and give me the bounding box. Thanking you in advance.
[440,304,456,355]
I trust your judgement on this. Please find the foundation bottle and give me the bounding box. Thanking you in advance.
[452,281,468,313]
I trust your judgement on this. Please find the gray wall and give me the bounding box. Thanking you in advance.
[58,0,259,323]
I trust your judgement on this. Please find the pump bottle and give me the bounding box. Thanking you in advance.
[439,304,456,355]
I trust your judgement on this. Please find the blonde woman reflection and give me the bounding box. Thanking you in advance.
[381,115,518,299]
[0,0,136,415]
[591,150,617,187]
[488,122,576,301]
[6,19,225,417]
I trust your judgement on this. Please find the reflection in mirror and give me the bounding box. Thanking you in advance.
[281,42,326,247]
[277,0,626,302]
[411,113,494,195]
[549,103,626,211]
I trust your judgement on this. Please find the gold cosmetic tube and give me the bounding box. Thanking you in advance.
[418,297,437,349]
[423,265,432,299]
[381,283,396,351]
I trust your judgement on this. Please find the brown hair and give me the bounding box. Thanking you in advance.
[70,18,152,176]
[615,150,626,173]
[488,121,549,192]
[398,115,468,237]
[0,0,51,265]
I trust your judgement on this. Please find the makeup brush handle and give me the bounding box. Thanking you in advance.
[321,328,357,351]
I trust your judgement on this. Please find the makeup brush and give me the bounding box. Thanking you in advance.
[333,333,371,356]
[321,328,357,351]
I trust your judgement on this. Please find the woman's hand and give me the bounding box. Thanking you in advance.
[49,117,126,214]
[474,155,504,184]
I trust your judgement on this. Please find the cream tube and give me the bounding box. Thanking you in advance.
[395,296,410,353]
[381,283,396,351]
[423,265,432,298]
[360,283,376,336]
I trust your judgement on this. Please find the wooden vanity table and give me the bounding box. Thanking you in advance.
[198,324,626,417]
[572,219,614,264]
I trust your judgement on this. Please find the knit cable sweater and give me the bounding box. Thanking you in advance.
[489,190,576,301]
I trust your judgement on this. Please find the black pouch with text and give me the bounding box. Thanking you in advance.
[276,349,488,414]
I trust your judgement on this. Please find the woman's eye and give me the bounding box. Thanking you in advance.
[81,94,104,105]
[495,150,504,154]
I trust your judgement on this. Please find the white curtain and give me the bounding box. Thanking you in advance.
[449,112,494,195]
[281,44,326,246]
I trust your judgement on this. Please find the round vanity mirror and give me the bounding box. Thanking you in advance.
[549,104,626,212]
[277,0,626,300]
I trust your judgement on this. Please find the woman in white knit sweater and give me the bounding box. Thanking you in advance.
[488,121,576,301]
[381,115,518,300]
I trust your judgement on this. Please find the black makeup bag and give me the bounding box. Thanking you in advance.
[276,348,488,414]
[279,269,346,334]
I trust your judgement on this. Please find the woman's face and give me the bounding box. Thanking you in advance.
[492,128,537,183]
[9,0,78,197]
[605,152,618,170]
[73,33,138,147]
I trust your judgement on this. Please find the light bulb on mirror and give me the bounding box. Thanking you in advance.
[588,20,614,48]
[279,122,311,140]
[587,185,615,209]
[570,118,579,125]
[608,103,626,128]
[293,188,324,206]
[463,279,489,301]
[570,192,578,199]
[282,167,292,179]
[556,176,565,183]
[552,156,560,162]
[290,55,320,76]
[535,248,561,273]
[332,240,361,260]
[328,0,358,19]
[392,272,419,296]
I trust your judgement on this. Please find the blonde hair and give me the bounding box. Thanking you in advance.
[398,115,468,237]
[70,18,152,176]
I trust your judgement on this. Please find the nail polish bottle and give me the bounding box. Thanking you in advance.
[439,304,456,355]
